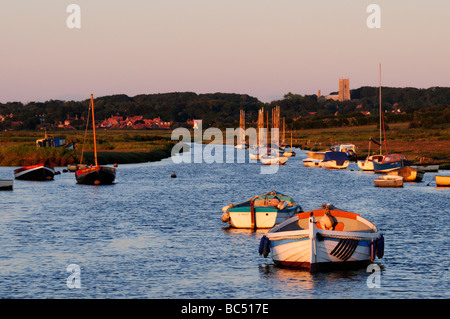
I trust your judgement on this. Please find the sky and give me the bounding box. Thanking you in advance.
[0,0,449,103]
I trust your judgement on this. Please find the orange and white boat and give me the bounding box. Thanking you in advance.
[259,204,384,272]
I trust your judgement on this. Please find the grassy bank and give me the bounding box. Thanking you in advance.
[0,130,177,167]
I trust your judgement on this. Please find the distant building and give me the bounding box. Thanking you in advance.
[338,78,350,101]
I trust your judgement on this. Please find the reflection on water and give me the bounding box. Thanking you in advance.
[0,147,449,299]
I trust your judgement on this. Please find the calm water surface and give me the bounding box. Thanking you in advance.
[0,146,449,299]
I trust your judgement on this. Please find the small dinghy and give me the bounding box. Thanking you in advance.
[221,190,302,229]
[14,163,55,181]
[259,204,384,272]
[374,175,403,187]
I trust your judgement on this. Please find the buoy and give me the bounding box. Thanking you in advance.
[171,173,176,178]
[94,180,101,185]
[376,235,384,258]
[114,163,118,167]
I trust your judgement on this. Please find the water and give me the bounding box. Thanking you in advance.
[0,145,449,299]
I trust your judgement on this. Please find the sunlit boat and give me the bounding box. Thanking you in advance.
[302,158,322,167]
[435,175,450,187]
[221,190,302,229]
[259,204,384,272]
[374,175,403,187]
[357,155,384,171]
[260,154,288,165]
[14,163,55,181]
[388,166,424,182]
[330,144,357,159]
[320,151,349,169]
[75,94,116,185]
[0,179,13,191]
[305,151,326,160]
[373,154,410,173]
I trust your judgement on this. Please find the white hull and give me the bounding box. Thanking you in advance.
[260,155,288,165]
[302,158,322,167]
[261,206,384,272]
[357,160,374,171]
[229,210,296,229]
[321,160,349,169]
[374,175,403,187]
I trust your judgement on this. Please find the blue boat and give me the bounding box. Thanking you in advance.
[373,153,410,173]
[321,151,349,169]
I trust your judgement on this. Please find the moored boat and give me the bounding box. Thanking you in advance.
[302,158,322,167]
[221,190,302,229]
[373,154,410,173]
[14,163,55,181]
[374,175,403,187]
[320,151,349,169]
[75,94,116,185]
[357,155,384,171]
[260,154,288,165]
[0,179,13,191]
[259,204,384,272]
[435,175,450,187]
[305,151,326,161]
[388,166,424,182]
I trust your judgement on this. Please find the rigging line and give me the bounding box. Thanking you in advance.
[79,100,91,165]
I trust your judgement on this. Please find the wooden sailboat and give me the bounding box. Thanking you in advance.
[75,94,116,185]
[283,131,296,157]
[371,64,409,173]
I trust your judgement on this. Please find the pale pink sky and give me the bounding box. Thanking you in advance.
[0,0,449,103]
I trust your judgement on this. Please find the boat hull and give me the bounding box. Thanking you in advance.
[260,155,288,165]
[388,166,424,182]
[228,206,299,229]
[262,207,384,272]
[374,175,403,187]
[302,158,322,167]
[75,166,116,185]
[321,160,349,169]
[0,179,13,191]
[14,164,55,181]
[435,175,450,187]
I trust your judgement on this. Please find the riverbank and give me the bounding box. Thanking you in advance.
[0,130,177,167]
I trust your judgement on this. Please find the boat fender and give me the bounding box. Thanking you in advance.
[222,206,230,213]
[376,234,384,259]
[259,235,270,258]
[221,211,230,223]
[277,200,287,210]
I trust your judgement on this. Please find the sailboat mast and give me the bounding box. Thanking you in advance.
[90,94,98,166]
[379,63,382,155]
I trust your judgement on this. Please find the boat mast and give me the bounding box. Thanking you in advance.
[90,94,98,166]
[379,63,382,155]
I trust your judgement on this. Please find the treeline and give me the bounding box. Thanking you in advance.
[0,87,449,130]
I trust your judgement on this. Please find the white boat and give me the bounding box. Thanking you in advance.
[260,154,288,165]
[302,158,322,167]
[320,151,349,169]
[330,144,357,159]
[221,190,302,229]
[357,155,384,171]
[259,204,384,272]
[305,151,326,160]
[374,175,403,187]
[0,179,13,191]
